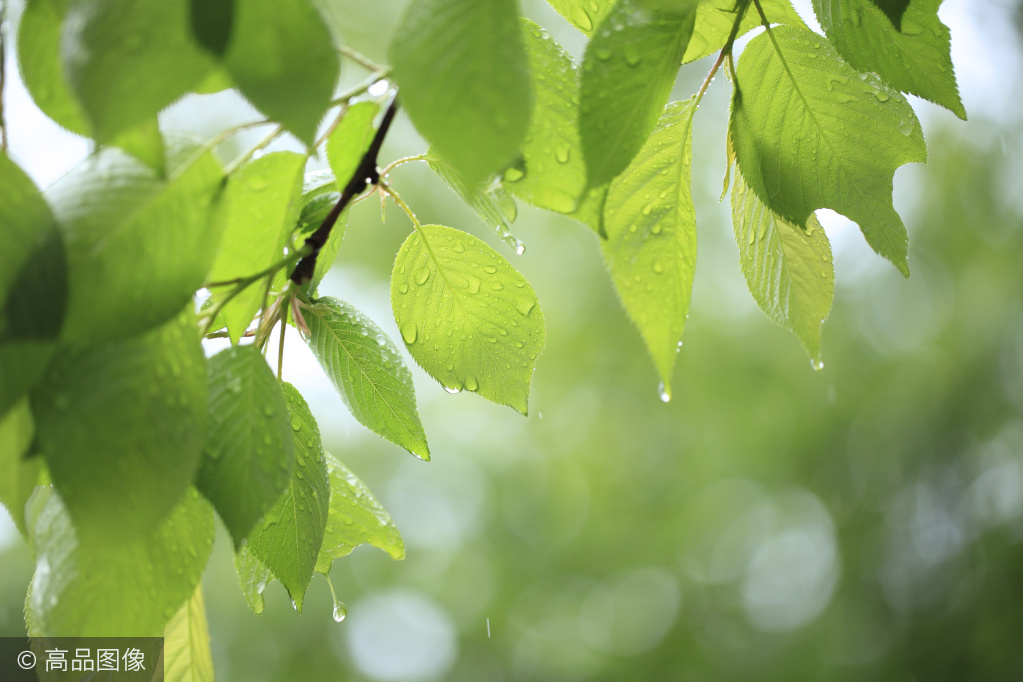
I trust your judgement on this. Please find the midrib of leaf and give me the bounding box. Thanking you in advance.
[412,226,511,386]
[312,312,419,443]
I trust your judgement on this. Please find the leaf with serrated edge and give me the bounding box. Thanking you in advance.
[163,584,215,682]
[685,0,806,64]
[603,100,697,399]
[0,399,41,536]
[223,0,339,146]
[0,153,66,416]
[198,346,294,547]
[580,0,697,189]
[731,168,834,363]
[426,152,522,251]
[61,0,213,144]
[316,452,404,574]
[246,383,329,612]
[729,26,926,276]
[305,297,430,460]
[546,0,614,34]
[31,309,207,545]
[45,137,224,342]
[209,152,306,343]
[814,0,965,119]
[390,0,532,183]
[327,101,379,187]
[27,487,213,637]
[869,0,910,28]
[391,224,545,414]
[234,544,273,615]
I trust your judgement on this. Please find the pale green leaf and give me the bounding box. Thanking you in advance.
[27,486,214,637]
[246,383,329,612]
[61,0,213,144]
[209,151,306,343]
[327,101,379,187]
[390,0,532,183]
[0,153,66,416]
[603,100,697,399]
[580,0,697,188]
[111,116,167,174]
[305,297,430,460]
[731,168,834,363]
[0,399,42,536]
[729,26,926,276]
[31,309,207,545]
[814,0,965,119]
[234,544,272,615]
[45,137,224,342]
[223,0,340,146]
[163,584,215,682]
[685,0,806,64]
[545,0,614,34]
[316,452,404,574]
[198,346,295,547]
[391,224,546,414]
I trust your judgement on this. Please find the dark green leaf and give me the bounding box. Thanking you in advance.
[163,584,216,682]
[731,168,834,364]
[45,137,224,342]
[27,487,214,637]
[246,383,329,612]
[61,0,213,144]
[0,399,42,536]
[326,101,379,187]
[223,0,339,146]
[31,309,207,544]
[391,224,546,414]
[304,297,430,460]
[869,0,910,28]
[729,26,926,276]
[198,346,294,547]
[580,0,697,188]
[208,151,306,343]
[814,0,965,119]
[316,452,404,574]
[190,0,235,57]
[390,0,532,183]
[603,100,697,399]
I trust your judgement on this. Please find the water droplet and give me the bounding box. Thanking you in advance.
[650,224,663,235]
[811,358,824,371]
[333,601,348,622]
[624,44,642,66]
[415,270,431,285]
[628,223,638,233]
[444,386,460,394]
[873,91,890,103]
[555,145,571,164]
[515,243,526,256]
[398,282,409,294]
[572,5,593,31]
[483,265,497,274]
[515,300,536,316]
[291,599,299,611]
[652,260,664,274]
[658,382,671,403]
[401,325,418,344]
[595,47,613,61]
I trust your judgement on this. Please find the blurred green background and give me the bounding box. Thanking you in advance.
[3,0,1023,679]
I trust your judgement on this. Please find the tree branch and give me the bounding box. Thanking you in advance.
[289,98,400,285]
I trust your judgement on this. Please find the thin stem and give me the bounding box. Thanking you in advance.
[693,0,751,109]
[339,46,386,73]
[223,123,284,175]
[204,119,275,152]
[277,297,288,381]
[379,154,428,178]
[328,69,391,107]
[383,184,420,229]
[0,2,8,152]
[315,102,349,151]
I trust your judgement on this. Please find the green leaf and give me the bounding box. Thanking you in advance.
[316,452,405,574]
[198,346,295,547]
[223,0,339,146]
[190,0,235,57]
[580,0,697,188]
[27,487,214,637]
[869,0,910,28]
[504,20,587,217]
[426,152,523,252]
[234,544,272,615]
[60,0,213,144]
[602,100,697,399]
[391,224,546,414]
[327,101,379,187]
[246,383,329,612]
[729,26,926,276]
[731,168,834,364]
[163,584,215,682]
[18,0,90,134]
[813,0,965,119]
[390,0,532,183]
[545,0,614,34]
[208,151,306,343]
[111,117,167,174]
[31,309,207,544]
[45,137,224,342]
[0,399,42,536]
[685,0,806,64]
[0,153,67,416]
[304,297,430,460]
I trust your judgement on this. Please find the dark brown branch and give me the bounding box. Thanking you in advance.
[290,98,400,285]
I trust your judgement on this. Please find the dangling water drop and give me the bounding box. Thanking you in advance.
[658,382,671,403]
[332,601,348,622]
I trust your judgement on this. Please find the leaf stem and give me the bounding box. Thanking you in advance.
[693,0,751,109]
[223,123,285,176]
[379,154,428,178]
[383,184,420,229]
[328,69,392,107]
[338,46,386,73]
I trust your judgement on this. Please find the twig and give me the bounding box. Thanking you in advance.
[289,98,400,285]
[339,45,386,73]
[693,0,751,109]
[223,123,284,175]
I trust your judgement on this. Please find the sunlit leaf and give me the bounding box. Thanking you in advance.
[163,584,215,682]
[0,399,41,536]
[234,544,272,616]
[545,0,614,35]
[327,101,379,187]
[685,0,806,64]
[426,152,523,251]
